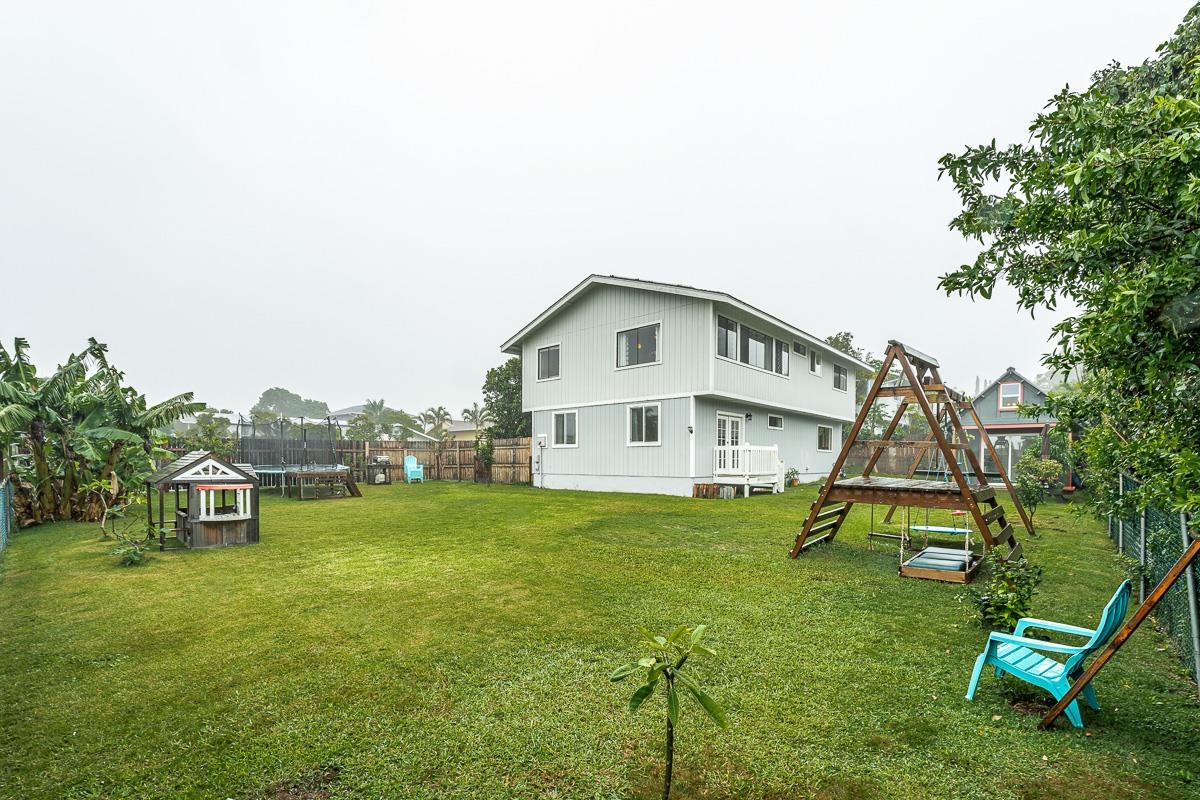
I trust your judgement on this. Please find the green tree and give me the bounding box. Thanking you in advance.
[179,411,236,459]
[250,387,330,419]
[611,625,728,800]
[0,338,199,526]
[938,6,1200,515]
[482,357,530,439]
[1014,449,1064,522]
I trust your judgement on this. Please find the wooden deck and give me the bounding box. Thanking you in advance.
[825,476,989,510]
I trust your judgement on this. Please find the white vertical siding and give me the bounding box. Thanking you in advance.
[522,285,711,410]
[532,397,692,484]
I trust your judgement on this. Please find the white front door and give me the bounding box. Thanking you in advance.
[717,413,742,470]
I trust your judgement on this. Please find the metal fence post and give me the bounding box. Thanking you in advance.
[1117,476,1125,552]
[1139,510,1148,603]
[1182,512,1200,697]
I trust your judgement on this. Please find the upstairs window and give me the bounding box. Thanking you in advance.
[809,350,823,376]
[999,382,1022,410]
[774,340,789,376]
[793,341,807,356]
[767,414,784,430]
[739,324,771,371]
[833,364,848,392]
[628,403,660,445]
[617,323,659,368]
[537,345,560,380]
[716,316,738,360]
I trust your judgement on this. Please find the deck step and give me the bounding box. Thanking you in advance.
[807,518,842,538]
[813,505,848,524]
[991,524,1015,548]
[796,532,834,551]
[982,506,1007,525]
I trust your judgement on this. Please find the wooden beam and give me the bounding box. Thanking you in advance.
[826,485,972,510]
[790,346,901,557]
[862,440,970,450]
[860,401,910,478]
[962,403,1036,538]
[1040,535,1200,729]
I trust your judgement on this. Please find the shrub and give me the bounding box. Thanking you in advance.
[960,552,1044,632]
[109,530,149,567]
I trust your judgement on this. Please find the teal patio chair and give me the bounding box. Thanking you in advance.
[404,455,424,483]
[965,580,1131,728]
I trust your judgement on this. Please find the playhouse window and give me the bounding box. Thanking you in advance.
[195,483,253,520]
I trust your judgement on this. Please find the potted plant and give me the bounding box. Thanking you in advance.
[785,467,800,487]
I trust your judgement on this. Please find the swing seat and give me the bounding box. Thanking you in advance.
[965,580,1131,728]
[908,525,971,535]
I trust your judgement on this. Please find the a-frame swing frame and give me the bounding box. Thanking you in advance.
[789,341,1031,581]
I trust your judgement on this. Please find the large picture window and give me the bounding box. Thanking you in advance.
[817,424,833,452]
[717,316,737,359]
[537,345,560,380]
[833,364,848,392]
[739,324,771,371]
[617,323,659,368]
[628,403,660,445]
[998,382,1021,410]
[552,411,577,447]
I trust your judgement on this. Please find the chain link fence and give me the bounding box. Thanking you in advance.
[0,476,11,553]
[1109,473,1200,686]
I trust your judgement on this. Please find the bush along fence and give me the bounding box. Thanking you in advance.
[232,436,532,486]
[0,475,11,553]
[1109,473,1200,689]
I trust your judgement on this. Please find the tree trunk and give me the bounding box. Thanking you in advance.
[662,714,674,800]
[30,442,54,521]
[58,440,75,519]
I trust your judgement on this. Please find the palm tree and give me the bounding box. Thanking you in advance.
[420,406,450,435]
[461,402,492,439]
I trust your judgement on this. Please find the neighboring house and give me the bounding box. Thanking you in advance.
[500,275,870,497]
[444,419,478,442]
[963,367,1058,479]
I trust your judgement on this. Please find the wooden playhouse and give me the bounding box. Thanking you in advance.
[147,451,260,549]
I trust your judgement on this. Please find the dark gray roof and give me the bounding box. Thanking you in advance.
[148,451,258,486]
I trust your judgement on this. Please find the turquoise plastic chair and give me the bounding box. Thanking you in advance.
[966,580,1131,728]
[403,455,424,483]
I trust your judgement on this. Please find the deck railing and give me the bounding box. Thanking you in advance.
[712,445,782,482]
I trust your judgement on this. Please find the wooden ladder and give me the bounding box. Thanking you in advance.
[969,486,1022,561]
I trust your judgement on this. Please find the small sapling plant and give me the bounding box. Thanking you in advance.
[611,624,727,800]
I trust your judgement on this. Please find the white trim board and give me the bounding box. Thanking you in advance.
[525,392,852,421]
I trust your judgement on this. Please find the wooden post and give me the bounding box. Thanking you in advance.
[962,404,1035,537]
[1040,534,1200,729]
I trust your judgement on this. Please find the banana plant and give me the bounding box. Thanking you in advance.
[611,624,727,800]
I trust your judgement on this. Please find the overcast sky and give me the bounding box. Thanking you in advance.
[1,1,1191,415]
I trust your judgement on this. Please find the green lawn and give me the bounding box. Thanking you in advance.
[1,483,1197,799]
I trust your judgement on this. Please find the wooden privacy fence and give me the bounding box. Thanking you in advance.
[235,436,532,486]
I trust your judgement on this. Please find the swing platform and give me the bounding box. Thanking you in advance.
[901,546,984,583]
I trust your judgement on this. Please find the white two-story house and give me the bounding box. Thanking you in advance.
[500,275,868,497]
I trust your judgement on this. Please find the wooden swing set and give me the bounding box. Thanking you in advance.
[790,340,1034,582]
